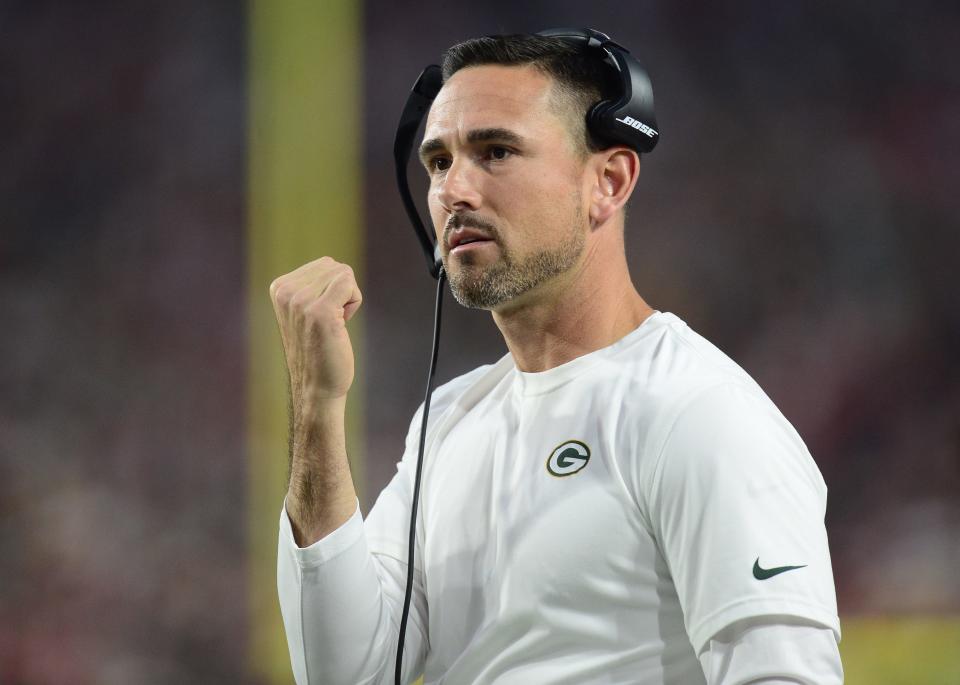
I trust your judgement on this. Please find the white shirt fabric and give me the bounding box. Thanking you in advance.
[277,311,842,684]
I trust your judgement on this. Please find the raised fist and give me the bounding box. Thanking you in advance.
[269,257,363,411]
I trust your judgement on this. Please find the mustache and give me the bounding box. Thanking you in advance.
[444,213,499,245]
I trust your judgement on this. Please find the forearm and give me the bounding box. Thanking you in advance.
[286,395,358,546]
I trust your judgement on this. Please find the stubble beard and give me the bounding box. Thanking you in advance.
[443,207,586,310]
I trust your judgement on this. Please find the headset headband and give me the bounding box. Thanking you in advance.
[393,64,444,278]
[393,28,659,279]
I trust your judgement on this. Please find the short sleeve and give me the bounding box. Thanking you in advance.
[647,383,841,653]
[698,615,843,683]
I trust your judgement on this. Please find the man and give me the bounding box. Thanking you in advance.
[271,34,843,684]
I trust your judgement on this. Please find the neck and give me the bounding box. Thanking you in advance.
[491,235,654,373]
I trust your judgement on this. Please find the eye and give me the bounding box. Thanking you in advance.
[430,156,451,173]
[487,146,511,161]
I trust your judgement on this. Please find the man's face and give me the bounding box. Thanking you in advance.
[419,64,589,311]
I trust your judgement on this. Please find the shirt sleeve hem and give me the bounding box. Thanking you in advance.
[278,497,364,568]
[689,596,841,655]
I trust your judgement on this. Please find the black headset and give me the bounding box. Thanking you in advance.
[393,27,659,281]
[391,29,659,685]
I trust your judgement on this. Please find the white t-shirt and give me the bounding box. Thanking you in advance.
[278,311,841,684]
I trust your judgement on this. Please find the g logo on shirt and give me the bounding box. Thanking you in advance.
[546,440,591,477]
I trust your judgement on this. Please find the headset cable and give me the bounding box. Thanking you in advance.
[395,267,445,685]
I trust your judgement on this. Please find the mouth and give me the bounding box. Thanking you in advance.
[450,238,495,255]
[447,227,496,253]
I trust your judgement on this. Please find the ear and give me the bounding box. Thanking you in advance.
[588,147,640,228]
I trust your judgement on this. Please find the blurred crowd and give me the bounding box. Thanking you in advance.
[1,4,248,682]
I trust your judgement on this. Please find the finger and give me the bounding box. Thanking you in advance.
[281,261,349,303]
[343,297,362,322]
[292,268,361,322]
[272,257,340,300]
[289,259,357,296]
[321,269,363,322]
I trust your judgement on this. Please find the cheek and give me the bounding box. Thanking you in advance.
[498,168,579,225]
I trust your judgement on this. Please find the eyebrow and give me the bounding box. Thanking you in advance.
[418,127,526,165]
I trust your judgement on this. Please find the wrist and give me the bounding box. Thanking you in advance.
[300,388,348,416]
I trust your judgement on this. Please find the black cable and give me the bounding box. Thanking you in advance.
[395,267,446,685]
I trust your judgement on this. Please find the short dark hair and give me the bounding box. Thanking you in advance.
[440,34,620,156]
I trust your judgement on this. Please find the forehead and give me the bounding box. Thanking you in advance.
[424,64,562,139]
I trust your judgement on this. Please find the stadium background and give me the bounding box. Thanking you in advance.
[1,1,958,682]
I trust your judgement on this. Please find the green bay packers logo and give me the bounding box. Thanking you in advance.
[546,440,591,477]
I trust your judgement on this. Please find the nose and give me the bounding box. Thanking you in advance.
[435,157,483,213]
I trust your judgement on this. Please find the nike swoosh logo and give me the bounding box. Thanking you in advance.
[753,557,807,580]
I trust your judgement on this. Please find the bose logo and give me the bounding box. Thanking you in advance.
[546,440,591,477]
[615,116,658,138]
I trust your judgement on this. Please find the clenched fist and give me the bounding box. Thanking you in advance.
[269,257,363,411]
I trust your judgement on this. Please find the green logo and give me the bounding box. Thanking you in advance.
[546,440,590,477]
[753,557,807,580]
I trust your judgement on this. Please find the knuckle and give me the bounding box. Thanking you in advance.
[270,278,289,303]
[330,263,353,281]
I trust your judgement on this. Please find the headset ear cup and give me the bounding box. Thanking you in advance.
[585,100,612,149]
[553,30,658,154]
[587,106,658,154]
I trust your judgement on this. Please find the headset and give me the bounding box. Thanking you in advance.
[391,28,658,684]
